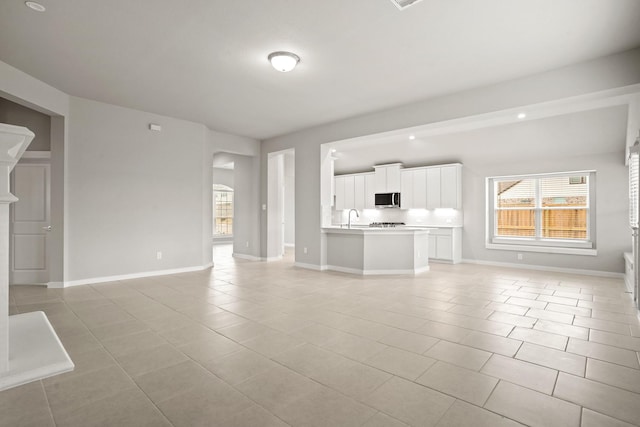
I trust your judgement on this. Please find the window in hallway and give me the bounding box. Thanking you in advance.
[213,184,233,235]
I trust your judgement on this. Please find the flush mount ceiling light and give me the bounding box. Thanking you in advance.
[389,0,425,10]
[268,51,300,72]
[25,1,46,12]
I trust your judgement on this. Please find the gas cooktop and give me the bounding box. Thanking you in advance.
[369,222,406,228]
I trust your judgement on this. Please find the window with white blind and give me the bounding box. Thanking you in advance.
[486,171,596,255]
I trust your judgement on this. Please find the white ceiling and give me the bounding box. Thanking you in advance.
[332,106,628,175]
[0,0,639,140]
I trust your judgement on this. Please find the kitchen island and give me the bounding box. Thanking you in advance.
[322,227,430,275]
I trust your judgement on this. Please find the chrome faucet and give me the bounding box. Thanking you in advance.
[348,209,360,229]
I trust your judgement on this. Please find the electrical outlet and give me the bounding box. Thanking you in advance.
[156,251,162,260]
[517,253,523,260]
[303,247,308,254]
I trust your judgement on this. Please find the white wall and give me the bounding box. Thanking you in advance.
[0,58,263,284]
[261,48,640,273]
[67,97,208,280]
[232,154,261,259]
[453,108,626,273]
[284,152,295,246]
[212,168,234,189]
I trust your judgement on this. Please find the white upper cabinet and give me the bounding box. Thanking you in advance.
[440,165,462,209]
[334,176,346,210]
[413,169,427,207]
[401,164,461,210]
[374,164,402,193]
[334,172,375,210]
[344,176,355,209]
[364,173,375,209]
[374,167,387,194]
[426,168,441,209]
[387,166,401,192]
[402,169,428,209]
[336,163,460,211]
[400,170,414,209]
[354,175,365,211]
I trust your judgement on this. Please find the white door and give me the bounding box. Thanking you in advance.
[10,163,50,284]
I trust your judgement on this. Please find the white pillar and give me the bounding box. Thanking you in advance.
[0,124,33,374]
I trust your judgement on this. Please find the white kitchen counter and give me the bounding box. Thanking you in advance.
[322,227,430,275]
[322,226,433,234]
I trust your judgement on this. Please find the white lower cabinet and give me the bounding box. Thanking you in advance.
[428,227,461,263]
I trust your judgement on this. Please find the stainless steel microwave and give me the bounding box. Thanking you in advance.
[375,192,401,208]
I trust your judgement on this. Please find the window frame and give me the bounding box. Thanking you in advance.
[213,185,234,236]
[486,170,597,256]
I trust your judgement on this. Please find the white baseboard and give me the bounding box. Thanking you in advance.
[46,282,64,289]
[625,276,633,293]
[61,264,212,288]
[461,258,624,279]
[325,265,430,275]
[232,253,261,261]
[294,262,327,271]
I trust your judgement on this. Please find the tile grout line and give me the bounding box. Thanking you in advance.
[61,290,179,427]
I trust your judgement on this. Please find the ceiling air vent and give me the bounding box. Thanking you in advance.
[389,0,425,10]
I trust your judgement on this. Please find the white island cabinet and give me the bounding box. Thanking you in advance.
[323,227,429,275]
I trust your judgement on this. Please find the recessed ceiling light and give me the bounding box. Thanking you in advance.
[517,112,527,119]
[25,1,45,12]
[268,51,300,72]
[409,135,416,140]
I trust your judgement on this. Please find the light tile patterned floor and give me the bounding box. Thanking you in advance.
[3,245,640,426]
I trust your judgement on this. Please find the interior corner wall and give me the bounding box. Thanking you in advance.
[260,48,640,269]
[232,154,261,259]
[49,116,65,284]
[67,97,208,281]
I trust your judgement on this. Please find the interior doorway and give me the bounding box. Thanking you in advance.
[267,149,295,261]
[1,97,62,286]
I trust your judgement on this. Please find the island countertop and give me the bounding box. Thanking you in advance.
[322,226,432,234]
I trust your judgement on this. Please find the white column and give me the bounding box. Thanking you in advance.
[0,124,33,374]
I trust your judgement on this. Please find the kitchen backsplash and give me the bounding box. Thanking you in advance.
[333,207,463,227]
